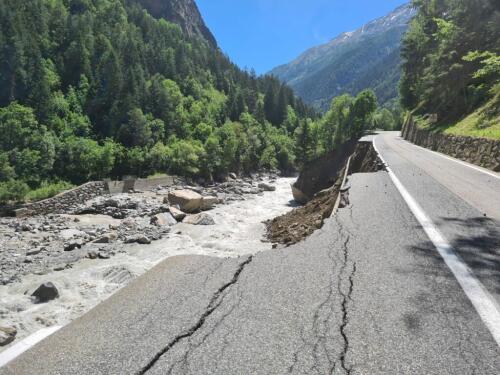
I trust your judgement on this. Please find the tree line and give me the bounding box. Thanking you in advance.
[0,0,388,203]
[400,0,500,122]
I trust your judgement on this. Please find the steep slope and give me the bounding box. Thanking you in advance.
[134,0,217,47]
[270,4,415,111]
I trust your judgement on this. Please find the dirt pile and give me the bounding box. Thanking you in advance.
[266,140,384,246]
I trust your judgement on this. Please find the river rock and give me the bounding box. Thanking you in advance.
[64,239,83,251]
[26,247,44,256]
[31,282,59,303]
[183,213,215,226]
[0,326,17,346]
[258,182,276,192]
[59,229,86,241]
[169,206,186,221]
[152,212,177,227]
[125,235,151,245]
[201,196,218,211]
[168,190,203,213]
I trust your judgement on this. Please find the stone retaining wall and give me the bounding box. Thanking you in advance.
[402,116,500,172]
[15,182,108,217]
[12,176,180,217]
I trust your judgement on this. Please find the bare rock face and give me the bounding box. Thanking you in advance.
[136,0,217,48]
[183,213,215,226]
[168,190,203,213]
[32,282,59,303]
[0,326,17,346]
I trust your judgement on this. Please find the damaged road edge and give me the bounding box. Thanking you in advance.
[266,140,385,246]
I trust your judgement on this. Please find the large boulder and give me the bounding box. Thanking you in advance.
[201,196,219,211]
[32,282,59,303]
[0,326,17,346]
[183,213,215,226]
[167,190,203,213]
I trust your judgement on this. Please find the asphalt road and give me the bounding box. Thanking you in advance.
[2,132,499,374]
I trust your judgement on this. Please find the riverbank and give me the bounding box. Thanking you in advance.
[0,176,295,350]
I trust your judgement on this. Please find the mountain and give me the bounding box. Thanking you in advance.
[134,0,217,47]
[269,4,416,111]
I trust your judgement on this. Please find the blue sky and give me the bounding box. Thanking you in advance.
[197,0,408,74]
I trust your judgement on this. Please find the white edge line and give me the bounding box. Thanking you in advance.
[399,135,500,180]
[0,326,62,368]
[374,136,500,347]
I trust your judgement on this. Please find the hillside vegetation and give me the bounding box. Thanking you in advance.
[400,0,500,138]
[0,0,317,202]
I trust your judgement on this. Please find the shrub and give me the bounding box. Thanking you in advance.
[25,181,74,202]
[0,180,30,204]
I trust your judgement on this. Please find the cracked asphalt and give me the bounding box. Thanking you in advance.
[2,133,500,374]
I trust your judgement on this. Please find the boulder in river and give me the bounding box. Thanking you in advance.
[64,239,84,251]
[0,326,17,346]
[31,282,59,303]
[167,190,203,213]
[201,196,218,211]
[169,206,187,221]
[183,213,215,226]
[258,182,276,192]
[152,212,177,227]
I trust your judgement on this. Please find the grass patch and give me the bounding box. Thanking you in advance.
[418,86,500,140]
[25,181,74,202]
[147,173,169,179]
[443,110,500,139]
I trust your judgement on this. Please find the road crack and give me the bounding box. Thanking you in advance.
[135,256,254,375]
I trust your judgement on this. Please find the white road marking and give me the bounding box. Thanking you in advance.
[398,135,500,180]
[0,326,62,368]
[374,136,500,347]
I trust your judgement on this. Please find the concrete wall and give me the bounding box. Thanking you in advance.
[402,116,500,172]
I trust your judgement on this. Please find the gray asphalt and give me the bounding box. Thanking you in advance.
[2,133,499,374]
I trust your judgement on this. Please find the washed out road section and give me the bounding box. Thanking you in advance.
[3,169,499,374]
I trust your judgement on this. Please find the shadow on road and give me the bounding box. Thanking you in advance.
[407,216,500,295]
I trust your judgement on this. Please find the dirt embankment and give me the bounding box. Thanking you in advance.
[265,141,384,246]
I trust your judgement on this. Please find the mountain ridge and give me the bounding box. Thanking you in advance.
[270,3,416,111]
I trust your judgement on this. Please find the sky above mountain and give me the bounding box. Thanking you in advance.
[197,0,409,74]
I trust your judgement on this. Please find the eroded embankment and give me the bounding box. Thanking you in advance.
[266,141,384,246]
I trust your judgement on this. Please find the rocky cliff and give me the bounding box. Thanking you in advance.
[136,0,217,47]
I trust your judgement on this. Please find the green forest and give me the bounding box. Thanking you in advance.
[0,0,383,204]
[400,0,500,135]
